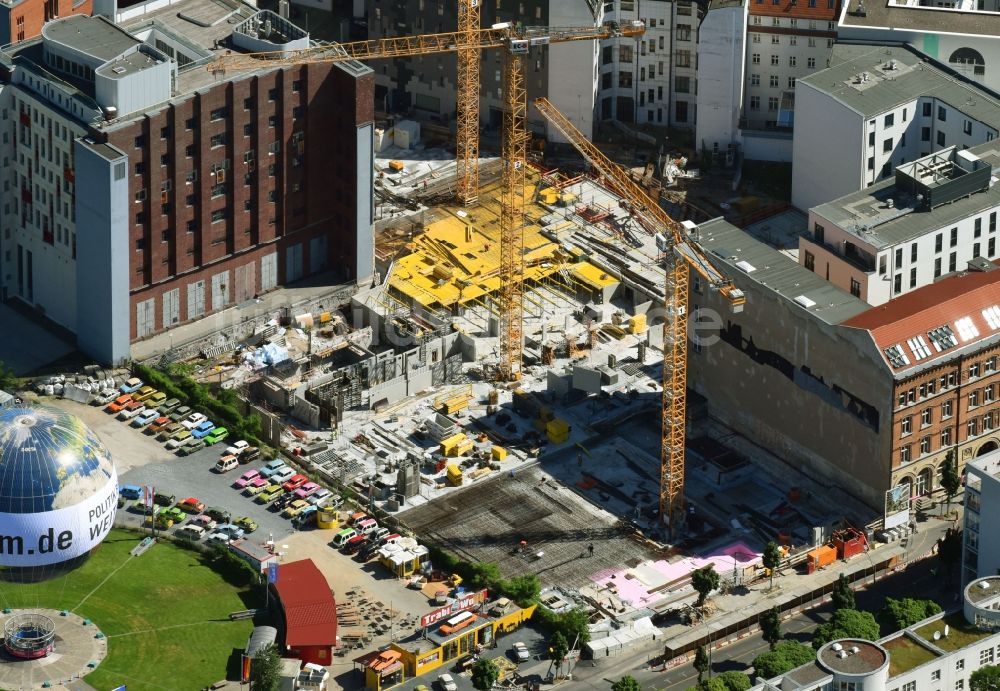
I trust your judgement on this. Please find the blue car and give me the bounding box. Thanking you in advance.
[191,420,216,439]
[119,484,143,500]
[119,377,143,394]
[260,459,289,478]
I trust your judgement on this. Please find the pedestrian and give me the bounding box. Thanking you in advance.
[588,543,594,558]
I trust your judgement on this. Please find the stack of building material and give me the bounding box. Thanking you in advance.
[440,433,467,456]
[584,617,662,658]
[446,464,463,486]
[491,446,508,462]
[547,419,570,444]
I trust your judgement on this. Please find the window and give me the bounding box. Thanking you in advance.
[134,162,145,175]
[883,138,893,153]
[619,71,633,87]
[850,278,860,297]
[986,412,995,431]
[971,363,981,379]
[992,238,998,257]
[292,79,303,93]
[210,107,227,120]
[770,55,779,66]
[752,33,761,43]
[969,419,979,438]
[950,252,958,272]
[987,357,997,373]
[268,88,278,101]
[885,113,895,127]
[942,428,952,445]
[211,209,226,223]
[769,75,779,88]
[619,45,633,63]
[771,36,780,44]
[957,660,965,671]
[951,227,959,247]
[910,267,917,289]
[788,77,796,89]
[677,51,691,68]
[135,238,145,251]
[750,96,761,110]
[210,183,225,198]
[976,218,983,237]
[676,77,690,93]
[901,416,912,436]
[938,131,947,146]
[894,274,902,294]
[956,680,964,691]
[992,212,997,233]
[923,102,932,117]
[134,135,145,148]
[970,390,980,408]
[805,251,815,271]
[268,115,278,128]
[789,56,796,67]
[135,189,146,202]
[808,57,816,68]
[935,233,943,253]
[986,385,995,403]
[868,157,875,171]
[943,400,953,418]
[918,436,930,454]
[934,258,942,278]
[932,671,942,682]
[900,445,911,463]
[965,120,973,136]
[922,408,932,426]
[767,97,778,111]
[244,97,253,110]
[210,134,226,148]
[752,53,760,64]
[135,212,146,224]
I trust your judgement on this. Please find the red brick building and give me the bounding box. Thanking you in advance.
[0,0,91,46]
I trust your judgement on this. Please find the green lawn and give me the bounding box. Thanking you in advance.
[883,634,940,676]
[0,530,263,691]
[914,613,994,653]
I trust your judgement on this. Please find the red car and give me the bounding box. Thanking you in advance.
[106,394,132,413]
[176,497,206,514]
[282,474,309,492]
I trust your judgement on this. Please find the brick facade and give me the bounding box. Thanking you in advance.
[1,0,92,44]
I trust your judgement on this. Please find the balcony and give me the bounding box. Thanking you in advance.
[800,233,875,273]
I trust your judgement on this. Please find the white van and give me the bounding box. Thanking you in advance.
[177,525,206,540]
[356,518,379,536]
[215,457,239,473]
[331,528,357,548]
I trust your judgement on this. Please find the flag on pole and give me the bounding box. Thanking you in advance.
[144,485,155,508]
[267,562,279,584]
[241,655,252,682]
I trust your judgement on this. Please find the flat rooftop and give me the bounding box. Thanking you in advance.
[694,217,870,325]
[965,576,1000,604]
[914,612,993,652]
[42,15,140,63]
[811,144,1000,249]
[840,0,1000,38]
[799,43,1000,122]
[818,640,888,675]
[882,635,940,677]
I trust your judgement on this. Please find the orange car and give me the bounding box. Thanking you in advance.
[147,416,172,434]
[106,394,132,413]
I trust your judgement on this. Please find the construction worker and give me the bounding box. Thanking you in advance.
[588,543,594,558]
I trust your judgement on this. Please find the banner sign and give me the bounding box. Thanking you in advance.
[420,589,488,628]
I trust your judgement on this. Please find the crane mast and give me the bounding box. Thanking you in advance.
[533,97,745,534]
[456,0,481,205]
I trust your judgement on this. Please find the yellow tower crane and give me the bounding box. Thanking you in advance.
[209,21,646,383]
[455,0,481,206]
[534,97,747,534]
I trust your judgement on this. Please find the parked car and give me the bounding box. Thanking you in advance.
[117,400,146,420]
[294,482,321,500]
[238,447,261,464]
[358,541,381,561]
[204,427,229,445]
[93,389,118,406]
[168,405,192,422]
[370,527,391,544]
[225,440,250,457]
[106,394,132,413]
[153,492,176,507]
[356,518,379,536]
[205,532,231,546]
[147,415,172,434]
[216,456,239,474]
[177,439,205,456]
[260,460,289,479]
[243,477,269,496]
[234,469,261,488]
[511,642,530,662]
[282,474,309,492]
[176,497,206,514]
[182,412,208,430]
[282,499,311,518]
[292,506,318,529]
[234,516,259,533]
[272,493,295,511]
[379,533,402,546]
[215,523,245,540]
[191,420,216,439]
[256,485,284,504]
[272,467,296,484]
[438,674,458,691]
[120,377,144,394]
[205,507,232,524]
[189,514,218,531]
[165,429,192,449]
[155,422,182,440]
[119,484,143,500]
[159,397,181,413]
[342,534,367,554]
[330,528,357,548]
[132,385,157,402]
[307,488,333,506]
[145,391,167,407]
[159,506,187,524]
[176,525,206,540]
[145,512,176,530]
[131,409,160,427]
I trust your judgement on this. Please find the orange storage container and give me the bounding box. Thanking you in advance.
[806,544,837,574]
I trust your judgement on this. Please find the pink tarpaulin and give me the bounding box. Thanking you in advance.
[591,541,762,608]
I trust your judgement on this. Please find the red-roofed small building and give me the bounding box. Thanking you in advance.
[269,559,337,666]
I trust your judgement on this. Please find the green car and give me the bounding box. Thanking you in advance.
[256,485,284,504]
[160,397,181,413]
[204,427,229,445]
[235,516,258,533]
[160,507,187,524]
[168,405,192,422]
[177,439,205,456]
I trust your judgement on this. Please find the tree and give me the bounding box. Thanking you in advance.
[694,644,710,682]
[715,671,752,691]
[503,574,541,607]
[831,574,856,612]
[699,678,729,691]
[938,527,963,579]
[557,607,591,646]
[692,565,721,607]
[878,597,943,633]
[464,561,502,589]
[0,360,18,391]
[940,449,962,518]
[612,676,643,691]
[549,630,569,677]
[761,607,782,650]
[251,643,281,691]
[812,609,880,649]
[970,664,1000,691]
[471,658,500,691]
[763,541,783,589]
[752,641,816,678]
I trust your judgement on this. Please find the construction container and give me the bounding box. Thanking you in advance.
[446,464,463,486]
[318,311,332,324]
[540,188,559,205]
[805,544,837,574]
[393,119,420,149]
[833,528,866,560]
[630,314,648,334]
[546,418,571,444]
[439,395,469,415]
[492,446,508,461]
[388,160,405,172]
[440,433,467,457]
[454,439,474,457]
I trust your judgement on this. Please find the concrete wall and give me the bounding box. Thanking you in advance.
[695,1,748,152]
[75,139,131,364]
[543,0,601,143]
[355,122,375,286]
[791,82,862,210]
[742,130,792,161]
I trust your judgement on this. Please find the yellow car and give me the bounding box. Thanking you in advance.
[145,391,167,406]
[132,385,158,402]
[282,499,311,518]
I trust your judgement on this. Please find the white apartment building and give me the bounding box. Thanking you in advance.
[963,450,1000,586]
[600,0,699,128]
[792,43,1000,211]
[800,146,1000,306]
[749,580,1000,691]
[695,0,747,158]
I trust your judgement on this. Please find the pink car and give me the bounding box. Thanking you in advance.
[234,468,261,489]
[189,514,218,531]
[243,476,269,496]
[294,482,321,500]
